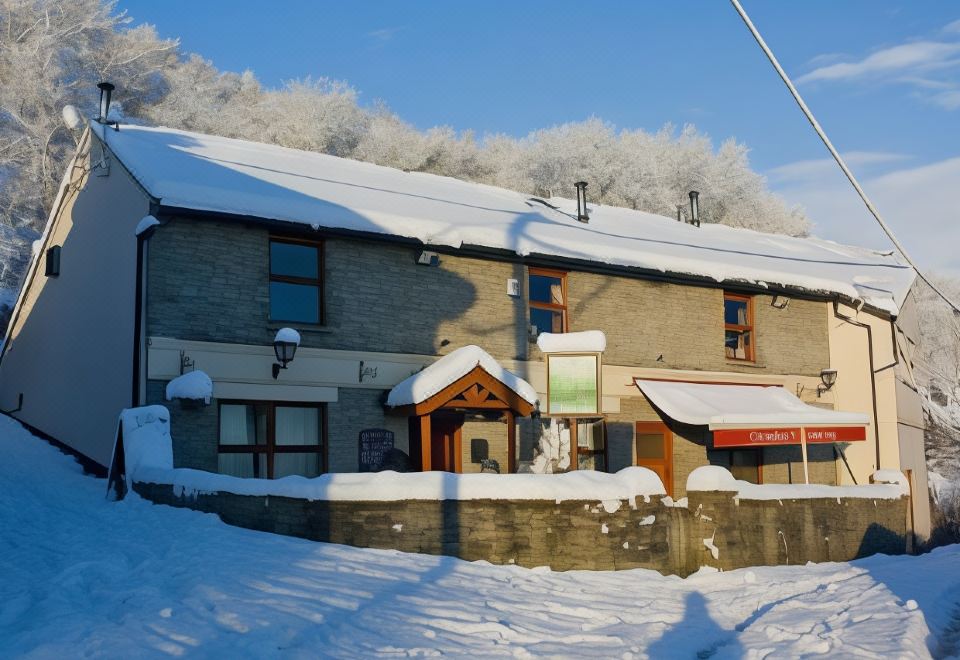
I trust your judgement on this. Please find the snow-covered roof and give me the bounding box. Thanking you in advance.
[537,330,607,353]
[92,123,916,314]
[386,345,538,408]
[635,379,869,429]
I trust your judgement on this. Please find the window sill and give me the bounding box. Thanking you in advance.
[724,359,766,369]
[267,322,334,335]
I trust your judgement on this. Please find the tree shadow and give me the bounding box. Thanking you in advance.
[647,591,742,659]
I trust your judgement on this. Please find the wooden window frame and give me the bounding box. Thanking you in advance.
[217,400,328,479]
[723,292,755,362]
[268,236,325,325]
[528,267,568,334]
[572,418,609,472]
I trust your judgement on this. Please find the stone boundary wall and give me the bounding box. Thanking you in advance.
[134,482,910,576]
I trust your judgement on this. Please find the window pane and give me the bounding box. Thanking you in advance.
[577,419,605,450]
[636,433,665,459]
[578,453,600,471]
[724,298,748,325]
[530,307,564,336]
[275,407,320,446]
[218,453,266,478]
[219,404,266,445]
[730,450,760,484]
[271,242,318,279]
[529,274,564,305]
[274,453,321,479]
[725,329,752,360]
[270,282,319,323]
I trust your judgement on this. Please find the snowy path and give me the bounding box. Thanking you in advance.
[2,416,960,658]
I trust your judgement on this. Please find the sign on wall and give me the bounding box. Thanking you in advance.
[358,428,395,472]
[712,426,866,449]
[546,354,601,415]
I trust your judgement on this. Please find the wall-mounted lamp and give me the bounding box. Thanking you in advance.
[272,328,300,379]
[688,190,700,227]
[817,368,838,397]
[771,295,790,309]
[575,181,589,223]
[416,250,440,267]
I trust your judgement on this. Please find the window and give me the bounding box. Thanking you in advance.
[576,418,607,471]
[217,401,325,479]
[723,293,754,361]
[269,237,323,324]
[529,268,567,336]
[729,448,761,484]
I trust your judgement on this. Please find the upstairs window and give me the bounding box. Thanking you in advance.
[529,268,567,336]
[269,238,323,324]
[724,293,754,361]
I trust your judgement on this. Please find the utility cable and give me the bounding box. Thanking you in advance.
[729,0,960,315]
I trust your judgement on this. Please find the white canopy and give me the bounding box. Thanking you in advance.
[634,379,869,429]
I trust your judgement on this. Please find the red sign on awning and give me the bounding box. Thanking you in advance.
[713,426,866,448]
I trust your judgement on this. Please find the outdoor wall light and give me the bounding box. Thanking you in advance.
[575,181,589,223]
[272,328,300,379]
[97,82,115,123]
[817,368,838,397]
[416,250,440,267]
[689,190,700,227]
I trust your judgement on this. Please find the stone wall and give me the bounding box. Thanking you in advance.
[134,481,910,576]
[147,217,830,375]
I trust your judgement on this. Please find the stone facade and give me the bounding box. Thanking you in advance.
[134,481,909,576]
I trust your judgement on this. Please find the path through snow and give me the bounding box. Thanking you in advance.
[1,415,959,658]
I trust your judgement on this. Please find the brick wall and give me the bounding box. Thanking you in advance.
[327,388,409,472]
[134,481,909,576]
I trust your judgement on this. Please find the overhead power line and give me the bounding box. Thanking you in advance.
[729,0,960,315]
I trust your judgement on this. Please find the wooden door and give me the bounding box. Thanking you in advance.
[635,422,673,496]
[431,413,463,473]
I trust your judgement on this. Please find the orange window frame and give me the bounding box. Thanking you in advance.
[529,267,568,333]
[723,292,755,362]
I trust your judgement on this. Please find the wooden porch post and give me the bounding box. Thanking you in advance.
[420,414,432,471]
[505,410,516,474]
[569,418,578,471]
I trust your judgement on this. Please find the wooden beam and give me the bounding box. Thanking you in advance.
[420,414,432,472]
[569,419,578,471]
[505,410,516,474]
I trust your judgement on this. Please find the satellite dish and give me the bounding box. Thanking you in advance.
[61,105,82,130]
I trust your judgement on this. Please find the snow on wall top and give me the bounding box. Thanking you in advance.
[91,123,915,314]
[686,465,908,500]
[386,345,538,407]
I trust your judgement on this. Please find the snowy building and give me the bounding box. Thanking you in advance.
[0,120,930,537]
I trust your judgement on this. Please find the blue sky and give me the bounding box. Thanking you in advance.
[119,0,960,273]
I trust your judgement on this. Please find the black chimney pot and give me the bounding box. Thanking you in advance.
[97,82,115,123]
[575,181,589,223]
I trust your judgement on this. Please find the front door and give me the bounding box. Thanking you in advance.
[430,412,463,472]
[635,421,673,496]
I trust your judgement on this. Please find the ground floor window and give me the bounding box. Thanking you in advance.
[218,401,326,479]
[729,448,761,484]
[575,418,607,471]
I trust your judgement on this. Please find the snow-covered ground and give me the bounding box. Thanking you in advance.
[3,415,960,658]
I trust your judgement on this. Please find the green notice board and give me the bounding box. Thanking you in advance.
[546,354,600,415]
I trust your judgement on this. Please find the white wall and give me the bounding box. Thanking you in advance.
[0,130,150,467]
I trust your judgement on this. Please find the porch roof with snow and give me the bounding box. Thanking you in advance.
[634,379,870,430]
[91,123,915,316]
[386,345,537,417]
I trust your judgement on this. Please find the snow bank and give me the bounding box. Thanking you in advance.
[386,344,537,407]
[134,465,666,503]
[165,370,213,404]
[274,327,301,345]
[90,123,915,315]
[686,466,908,500]
[119,405,173,488]
[536,330,606,353]
[134,214,160,236]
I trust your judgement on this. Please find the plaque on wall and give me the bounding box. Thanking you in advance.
[358,428,395,472]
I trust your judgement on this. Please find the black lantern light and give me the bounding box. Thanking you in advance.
[688,190,700,227]
[574,181,589,223]
[817,368,838,397]
[97,82,115,124]
[272,328,300,379]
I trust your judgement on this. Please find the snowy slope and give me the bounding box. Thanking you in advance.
[91,123,915,314]
[3,415,960,657]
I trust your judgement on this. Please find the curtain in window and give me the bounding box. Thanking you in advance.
[550,283,564,305]
[218,404,258,477]
[274,407,321,478]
